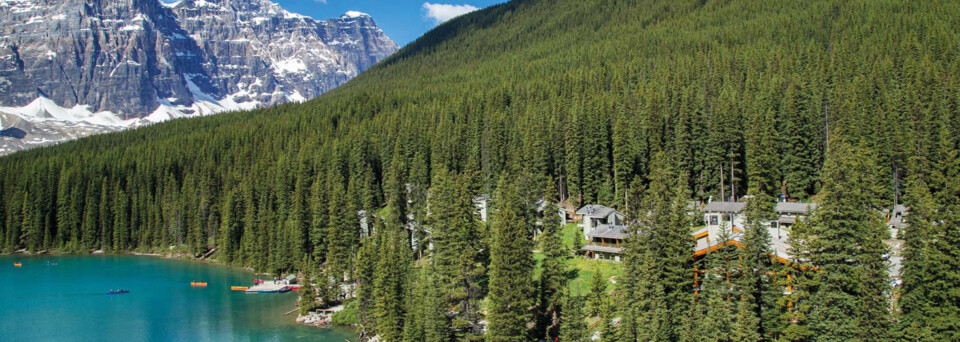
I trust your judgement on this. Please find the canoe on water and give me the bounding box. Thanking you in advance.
[13,262,22,267]
[191,282,208,287]
[107,290,130,295]
[231,286,248,291]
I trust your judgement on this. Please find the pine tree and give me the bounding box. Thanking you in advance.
[565,108,584,205]
[426,167,486,336]
[559,291,589,342]
[537,176,568,339]
[587,266,607,318]
[807,143,891,341]
[486,175,535,342]
[298,257,318,315]
[326,169,355,282]
[899,127,960,340]
[682,229,736,342]
[309,171,328,262]
[20,192,39,251]
[773,218,816,342]
[598,294,617,341]
[374,216,410,342]
[612,105,636,208]
[356,219,382,327]
[620,152,692,340]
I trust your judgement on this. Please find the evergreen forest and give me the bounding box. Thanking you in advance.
[2,0,960,340]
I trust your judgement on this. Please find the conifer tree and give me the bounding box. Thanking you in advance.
[587,266,607,318]
[326,170,355,281]
[374,216,410,342]
[426,167,486,336]
[772,217,816,342]
[900,132,960,340]
[309,171,328,262]
[20,193,39,251]
[807,143,891,341]
[298,257,318,315]
[486,175,535,342]
[356,219,382,327]
[559,292,589,342]
[682,228,736,342]
[598,294,617,341]
[612,105,636,208]
[620,152,692,340]
[537,176,567,339]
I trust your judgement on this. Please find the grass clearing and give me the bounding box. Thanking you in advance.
[534,222,623,295]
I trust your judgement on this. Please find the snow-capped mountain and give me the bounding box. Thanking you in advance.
[0,0,398,155]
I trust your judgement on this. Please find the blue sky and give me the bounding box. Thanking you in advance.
[164,1,504,46]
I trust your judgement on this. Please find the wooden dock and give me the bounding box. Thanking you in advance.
[244,280,299,293]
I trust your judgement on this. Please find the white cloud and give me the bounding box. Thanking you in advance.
[422,3,479,24]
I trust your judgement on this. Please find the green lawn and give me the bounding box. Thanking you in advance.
[534,222,623,295]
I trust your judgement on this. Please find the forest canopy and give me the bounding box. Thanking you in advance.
[2,0,959,340]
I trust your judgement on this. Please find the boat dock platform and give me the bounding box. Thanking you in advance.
[244,280,300,293]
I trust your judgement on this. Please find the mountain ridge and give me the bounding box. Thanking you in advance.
[0,0,397,154]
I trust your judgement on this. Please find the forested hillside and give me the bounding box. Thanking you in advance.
[2,0,960,340]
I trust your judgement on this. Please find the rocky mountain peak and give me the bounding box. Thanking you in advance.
[0,0,398,155]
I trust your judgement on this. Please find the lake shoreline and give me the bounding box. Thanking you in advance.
[2,253,357,341]
[2,249,347,333]
[3,248,263,274]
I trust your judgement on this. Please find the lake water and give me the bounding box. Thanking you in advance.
[0,255,355,342]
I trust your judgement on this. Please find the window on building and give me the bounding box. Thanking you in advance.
[709,215,718,225]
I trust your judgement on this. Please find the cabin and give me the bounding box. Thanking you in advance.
[358,210,370,238]
[774,202,817,230]
[701,201,746,232]
[560,201,578,223]
[473,195,489,222]
[886,204,909,282]
[888,204,908,240]
[576,204,624,240]
[582,225,627,261]
[535,199,567,223]
[694,201,818,262]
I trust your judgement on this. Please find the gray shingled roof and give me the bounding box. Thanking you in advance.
[777,202,817,215]
[582,244,624,254]
[587,225,627,240]
[576,204,617,218]
[702,202,746,213]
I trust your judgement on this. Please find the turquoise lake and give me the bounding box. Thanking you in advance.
[0,255,356,342]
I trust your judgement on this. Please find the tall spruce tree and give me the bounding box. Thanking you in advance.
[620,152,693,340]
[559,291,589,342]
[486,175,535,342]
[426,167,486,336]
[681,226,736,342]
[537,176,568,339]
[807,143,891,341]
[373,214,410,342]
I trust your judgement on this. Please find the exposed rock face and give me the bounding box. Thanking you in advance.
[0,0,397,154]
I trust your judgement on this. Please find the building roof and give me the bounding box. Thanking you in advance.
[889,204,909,229]
[582,244,623,254]
[702,201,746,213]
[576,204,618,218]
[535,199,564,213]
[776,202,817,215]
[587,225,627,240]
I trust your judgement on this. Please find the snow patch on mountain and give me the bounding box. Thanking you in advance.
[0,0,398,155]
